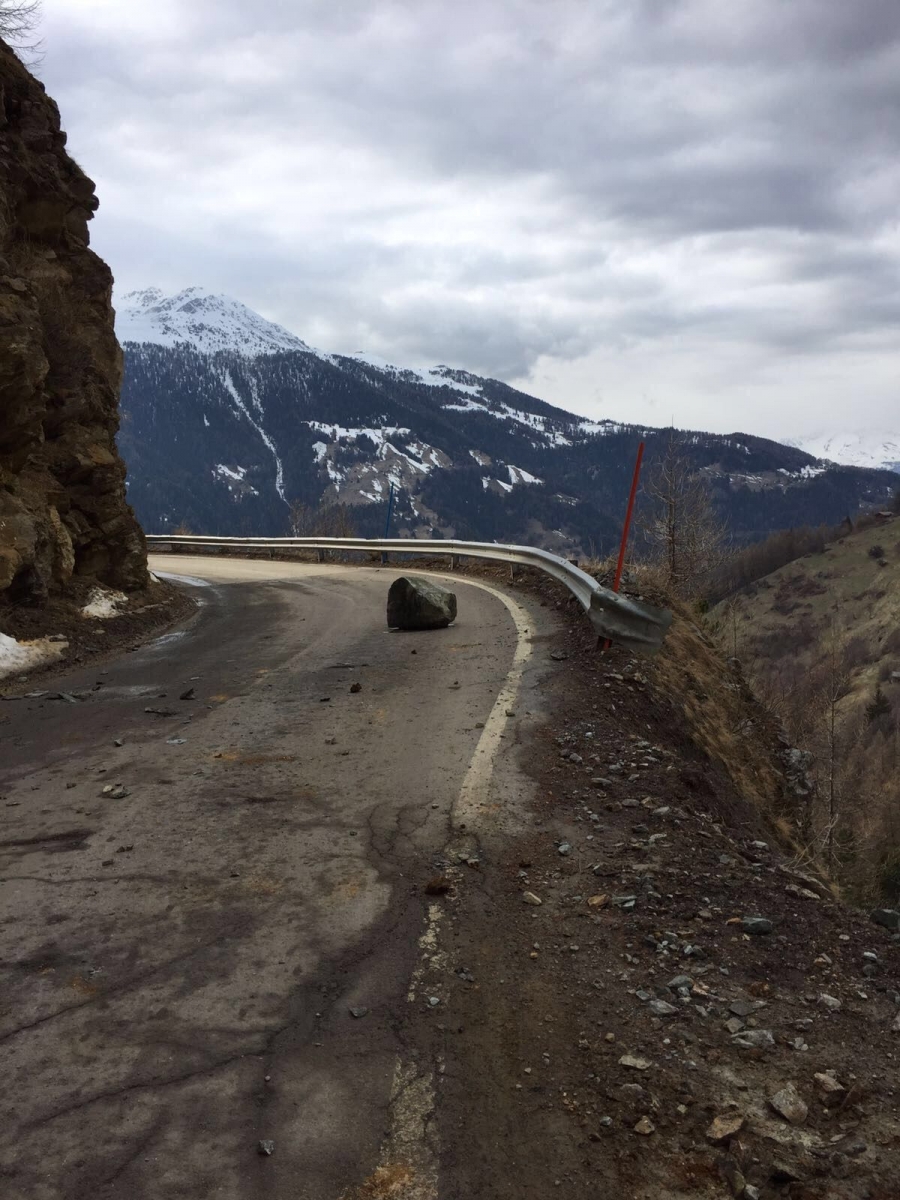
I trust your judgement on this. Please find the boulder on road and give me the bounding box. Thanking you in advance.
[387,576,457,631]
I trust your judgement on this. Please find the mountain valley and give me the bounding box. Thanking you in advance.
[117,288,899,553]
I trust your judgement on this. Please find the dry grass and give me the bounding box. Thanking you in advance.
[709,515,900,900]
[648,593,792,833]
[711,516,900,713]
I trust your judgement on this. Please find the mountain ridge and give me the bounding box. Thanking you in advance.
[115,288,899,551]
[786,431,900,474]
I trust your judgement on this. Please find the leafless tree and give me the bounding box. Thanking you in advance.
[289,500,356,539]
[0,0,43,62]
[640,433,728,599]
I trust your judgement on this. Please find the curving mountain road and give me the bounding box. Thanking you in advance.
[0,556,552,1200]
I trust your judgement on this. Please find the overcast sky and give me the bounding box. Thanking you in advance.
[35,0,900,438]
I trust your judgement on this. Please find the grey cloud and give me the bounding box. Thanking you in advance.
[36,0,900,436]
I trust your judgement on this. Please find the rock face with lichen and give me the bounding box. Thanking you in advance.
[0,40,146,605]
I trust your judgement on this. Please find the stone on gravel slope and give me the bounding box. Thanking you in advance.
[387,576,457,630]
[768,1083,808,1125]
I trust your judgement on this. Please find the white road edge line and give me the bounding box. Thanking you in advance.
[376,574,534,1200]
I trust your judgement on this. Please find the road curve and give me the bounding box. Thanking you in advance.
[0,555,552,1200]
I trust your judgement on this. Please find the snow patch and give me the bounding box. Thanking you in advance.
[0,631,67,680]
[343,353,483,397]
[220,371,286,504]
[326,460,347,487]
[443,396,575,447]
[82,587,128,619]
[214,464,247,482]
[507,465,542,486]
[306,422,411,450]
[212,463,259,496]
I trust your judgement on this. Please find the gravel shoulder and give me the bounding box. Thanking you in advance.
[413,578,900,1200]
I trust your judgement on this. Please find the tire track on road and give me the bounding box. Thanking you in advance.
[371,575,535,1200]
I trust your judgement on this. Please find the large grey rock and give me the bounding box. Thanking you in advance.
[871,908,900,932]
[387,576,457,630]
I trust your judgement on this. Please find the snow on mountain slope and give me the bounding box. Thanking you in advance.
[117,287,312,356]
[344,352,484,398]
[787,432,900,472]
[115,287,592,446]
[116,286,900,552]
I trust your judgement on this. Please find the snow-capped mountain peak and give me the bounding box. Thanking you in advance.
[786,432,900,473]
[116,286,312,357]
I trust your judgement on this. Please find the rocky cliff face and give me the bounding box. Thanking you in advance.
[0,41,146,604]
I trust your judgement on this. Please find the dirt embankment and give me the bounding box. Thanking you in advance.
[404,572,900,1200]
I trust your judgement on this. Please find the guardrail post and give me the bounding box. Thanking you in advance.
[316,548,325,563]
[450,555,460,570]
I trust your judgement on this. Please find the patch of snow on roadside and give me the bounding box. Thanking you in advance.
[0,631,68,680]
[82,587,128,618]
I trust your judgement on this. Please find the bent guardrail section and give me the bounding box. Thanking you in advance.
[145,534,673,654]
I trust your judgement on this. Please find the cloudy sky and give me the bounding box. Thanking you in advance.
[34,0,900,438]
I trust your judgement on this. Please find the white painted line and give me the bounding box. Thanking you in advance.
[378,573,534,1200]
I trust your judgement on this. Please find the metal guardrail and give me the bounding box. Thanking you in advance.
[145,534,673,654]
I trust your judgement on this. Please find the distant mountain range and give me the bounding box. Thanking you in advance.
[116,287,899,553]
[786,432,900,474]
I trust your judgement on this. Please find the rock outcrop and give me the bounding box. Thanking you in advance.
[0,40,146,605]
[387,576,457,630]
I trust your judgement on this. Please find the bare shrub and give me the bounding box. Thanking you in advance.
[638,434,728,600]
[0,0,43,62]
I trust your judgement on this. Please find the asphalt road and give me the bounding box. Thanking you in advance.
[0,556,550,1200]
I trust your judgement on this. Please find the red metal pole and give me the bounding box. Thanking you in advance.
[603,439,645,650]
